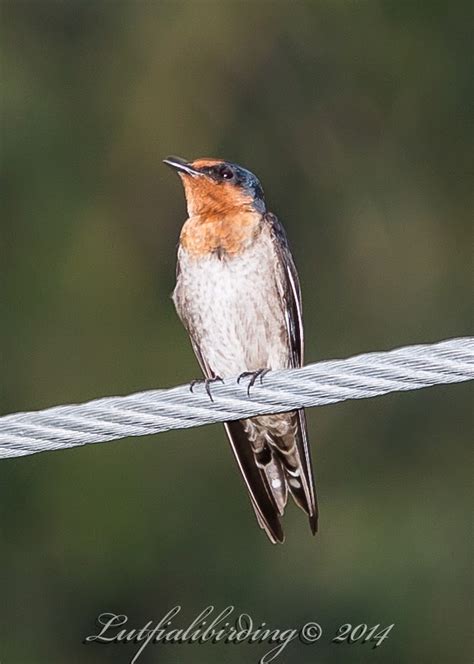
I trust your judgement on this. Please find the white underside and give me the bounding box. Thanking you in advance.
[173,230,290,377]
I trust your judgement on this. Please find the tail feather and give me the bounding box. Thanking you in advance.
[255,446,288,515]
[224,421,284,543]
[223,408,317,543]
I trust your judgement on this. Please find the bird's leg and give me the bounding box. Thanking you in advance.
[204,376,224,402]
[190,375,223,402]
[237,369,271,396]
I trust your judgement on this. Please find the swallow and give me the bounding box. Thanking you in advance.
[164,155,318,543]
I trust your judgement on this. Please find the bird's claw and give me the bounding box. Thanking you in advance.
[237,369,270,396]
[189,376,223,402]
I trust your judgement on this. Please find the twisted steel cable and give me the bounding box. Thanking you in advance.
[0,337,472,459]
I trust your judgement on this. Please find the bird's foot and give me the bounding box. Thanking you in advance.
[237,369,270,396]
[189,376,224,402]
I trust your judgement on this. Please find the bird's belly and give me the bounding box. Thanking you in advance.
[173,248,289,377]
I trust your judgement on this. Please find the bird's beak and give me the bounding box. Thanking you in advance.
[163,156,202,177]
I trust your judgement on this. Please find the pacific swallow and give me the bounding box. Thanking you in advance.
[164,155,318,543]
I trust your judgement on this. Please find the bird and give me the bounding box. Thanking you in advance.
[164,155,318,543]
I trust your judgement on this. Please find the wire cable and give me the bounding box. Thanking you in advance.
[0,337,472,459]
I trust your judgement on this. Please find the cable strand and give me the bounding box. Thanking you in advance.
[0,337,472,459]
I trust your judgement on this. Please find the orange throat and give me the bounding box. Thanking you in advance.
[180,210,262,258]
[178,170,262,257]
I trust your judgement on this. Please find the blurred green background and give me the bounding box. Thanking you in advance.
[1,2,472,663]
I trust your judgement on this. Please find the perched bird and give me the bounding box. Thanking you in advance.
[164,156,318,543]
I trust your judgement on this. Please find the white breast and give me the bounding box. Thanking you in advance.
[173,230,290,378]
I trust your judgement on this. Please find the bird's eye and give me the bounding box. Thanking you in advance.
[217,165,234,180]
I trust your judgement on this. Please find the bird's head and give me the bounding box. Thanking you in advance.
[164,156,266,218]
